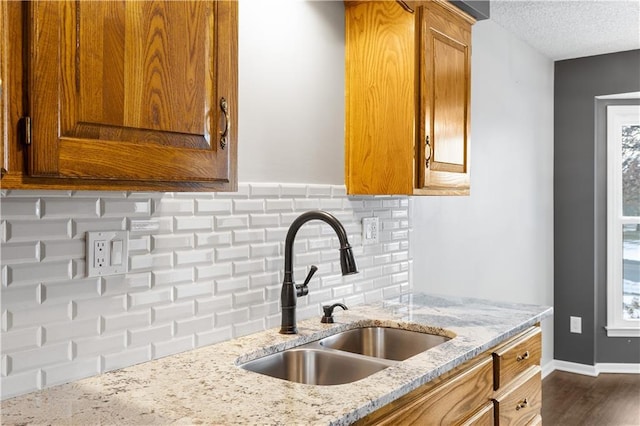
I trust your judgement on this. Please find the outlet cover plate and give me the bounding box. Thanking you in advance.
[570,316,582,334]
[362,216,379,245]
[86,230,129,277]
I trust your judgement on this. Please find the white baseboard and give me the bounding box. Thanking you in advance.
[543,360,640,378]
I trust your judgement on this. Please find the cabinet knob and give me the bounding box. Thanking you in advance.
[516,398,529,411]
[220,97,230,150]
[425,135,431,169]
[516,351,530,362]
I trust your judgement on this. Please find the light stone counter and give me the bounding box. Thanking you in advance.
[1,293,552,425]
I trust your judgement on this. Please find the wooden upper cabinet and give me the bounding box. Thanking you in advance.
[1,0,237,191]
[345,0,473,195]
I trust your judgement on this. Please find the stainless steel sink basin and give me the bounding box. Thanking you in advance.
[319,326,451,361]
[239,348,389,385]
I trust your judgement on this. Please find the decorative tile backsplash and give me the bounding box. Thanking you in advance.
[0,184,411,399]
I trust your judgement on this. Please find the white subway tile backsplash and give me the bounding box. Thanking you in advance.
[249,183,280,198]
[307,185,332,197]
[151,234,194,251]
[195,231,231,248]
[74,295,127,319]
[195,327,232,347]
[215,308,249,328]
[0,199,41,219]
[8,341,70,374]
[127,324,173,348]
[0,184,411,399]
[7,303,71,331]
[152,335,194,359]
[43,358,99,388]
[102,311,150,334]
[73,218,126,236]
[175,249,214,266]
[214,215,249,230]
[1,370,39,399]
[215,246,250,262]
[249,213,280,228]
[102,199,151,217]
[215,276,249,294]
[1,327,41,353]
[101,346,150,372]
[195,199,232,215]
[265,199,293,212]
[75,333,125,358]
[151,302,195,324]
[195,295,232,316]
[6,220,72,242]
[174,316,213,337]
[152,199,194,216]
[174,282,212,301]
[42,278,101,304]
[128,287,173,309]
[174,216,213,232]
[43,199,100,218]
[233,199,265,213]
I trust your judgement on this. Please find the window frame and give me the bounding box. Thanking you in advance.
[606,104,640,337]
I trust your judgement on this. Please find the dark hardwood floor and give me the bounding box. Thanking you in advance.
[542,371,640,426]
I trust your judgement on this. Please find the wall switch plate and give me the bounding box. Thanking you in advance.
[570,316,582,334]
[86,230,129,277]
[362,216,379,245]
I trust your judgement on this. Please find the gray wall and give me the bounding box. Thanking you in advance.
[554,49,640,365]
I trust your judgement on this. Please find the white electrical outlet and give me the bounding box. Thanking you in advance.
[86,230,129,277]
[570,316,582,334]
[362,216,379,245]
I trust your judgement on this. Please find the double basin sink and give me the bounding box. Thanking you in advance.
[239,326,453,385]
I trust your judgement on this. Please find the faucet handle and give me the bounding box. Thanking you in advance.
[321,303,348,323]
[296,265,317,297]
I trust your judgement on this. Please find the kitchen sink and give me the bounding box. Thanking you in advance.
[239,348,390,385]
[318,326,451,361]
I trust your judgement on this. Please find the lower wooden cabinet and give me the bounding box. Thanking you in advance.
[493,367,542,426]
[356,326,542,426]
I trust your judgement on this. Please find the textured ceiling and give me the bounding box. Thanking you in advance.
[490,0,640,61]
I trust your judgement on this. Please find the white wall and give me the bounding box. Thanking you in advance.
[238,0,345,184]
[411,20,555,366]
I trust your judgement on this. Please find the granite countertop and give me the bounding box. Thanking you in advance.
[1,293,553,425]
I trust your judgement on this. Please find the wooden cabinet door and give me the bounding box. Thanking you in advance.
[418,1,472,194]
[28,1,236,187]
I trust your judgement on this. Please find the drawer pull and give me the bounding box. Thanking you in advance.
[516,351,530,362]
[516,398,529,411]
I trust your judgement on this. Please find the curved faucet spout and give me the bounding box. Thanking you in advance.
[280,210,358,334]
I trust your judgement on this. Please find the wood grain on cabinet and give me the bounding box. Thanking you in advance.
[355,355,493,425]
[1,0,237,192]
[460,402,494,426]
[345,0,416,195]
[493,366,542,426]
[417,0,471,194]
[356,326,543,426]
[345,0,473,196]
[492,327,542,391]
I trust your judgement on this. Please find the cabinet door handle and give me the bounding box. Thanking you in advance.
[425,135,431,169]
[516,398,529,411]
[220,97,230,150]
[516,351,530,362]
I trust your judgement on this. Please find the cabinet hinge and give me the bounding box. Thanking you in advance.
[21,116,31,145]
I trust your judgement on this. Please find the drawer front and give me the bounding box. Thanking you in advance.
[371,356,494,425]
[494,366,541,426]
[460,402,494,426]
[493,327,541,391]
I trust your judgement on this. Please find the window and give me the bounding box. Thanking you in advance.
[606,105,640,337]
